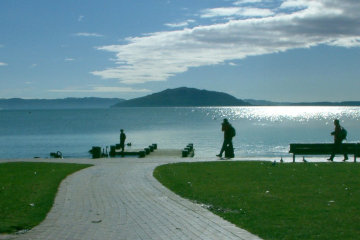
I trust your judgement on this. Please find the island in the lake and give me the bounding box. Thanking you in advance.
[1,87,360,109]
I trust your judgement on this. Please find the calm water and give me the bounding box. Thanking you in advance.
[0,107,359,159]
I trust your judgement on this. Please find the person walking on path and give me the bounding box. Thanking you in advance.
[217,118,235,159]
[120,129,126,153]
[328,119,348,161]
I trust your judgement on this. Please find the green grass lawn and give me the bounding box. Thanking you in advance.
[154,161,360,240]
[0,162,92,233]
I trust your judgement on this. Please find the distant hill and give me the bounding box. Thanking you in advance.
[113,87,250,107]
[245,99,360,106]
[0,97,124,109]
[290,101,360,106]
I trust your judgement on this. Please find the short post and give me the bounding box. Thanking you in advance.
[109,145,116,157]
[149,145,154,152]
[92,146,102,159]
[139,151,146,158]
[144,148,150,155]
[187,144,193,151]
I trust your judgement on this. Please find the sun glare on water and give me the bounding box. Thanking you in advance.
[209,106,360,122]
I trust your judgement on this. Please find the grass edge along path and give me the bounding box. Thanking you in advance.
[0,162,92,234]
[154,161,360,240]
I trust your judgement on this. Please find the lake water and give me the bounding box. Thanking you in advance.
[0,107,359,160]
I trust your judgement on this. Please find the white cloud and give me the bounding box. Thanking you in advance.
[233,0,263,5]
[165,20,195,28]
[241,8,274,17]
[49,86,151,93]
[201,7,242,18]
[280,0,311,9]
[200,7,274,18]
[92,0,360,84]
[74,32,104,37]
[0,62,8,66]
[327,37,360,47]
[65,58,75,62]
[78,15,84,22]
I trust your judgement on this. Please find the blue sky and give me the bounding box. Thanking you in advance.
[1,0,360,101]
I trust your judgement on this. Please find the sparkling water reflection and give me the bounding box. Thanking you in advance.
[0,107,359,159]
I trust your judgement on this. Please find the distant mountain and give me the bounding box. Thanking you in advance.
[244,99,283,106]
[245,99,360,106]
[0,97,124,109]
[290,101,360,106]
[113,87,250,107]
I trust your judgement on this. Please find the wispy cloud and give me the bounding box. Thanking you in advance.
[165,20,195,28]
[279,0,311,9]
[49,86,151,93]
[201,7,274,18]
[65,58,75,62]
[78,15,84,22]
[233,0,263,5]
[29,64,37,68]
[92,0,360,84]
[74,32,104,37]
[0,62,8,66]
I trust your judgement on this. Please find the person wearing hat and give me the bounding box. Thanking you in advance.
[216,118,235,158]
[119,129,126,153]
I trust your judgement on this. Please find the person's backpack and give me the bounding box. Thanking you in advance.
[340,127,347,140]
[230,125,236,138]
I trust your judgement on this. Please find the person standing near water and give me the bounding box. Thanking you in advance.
[120,129,126,153]
[328,119,348,161]
[217,118,235,158]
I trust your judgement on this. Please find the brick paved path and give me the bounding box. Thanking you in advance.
[3,157,262,240]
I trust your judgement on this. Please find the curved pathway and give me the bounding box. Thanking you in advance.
[3,155,262,240]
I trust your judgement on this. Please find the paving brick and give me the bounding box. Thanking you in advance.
[1,157,262,240]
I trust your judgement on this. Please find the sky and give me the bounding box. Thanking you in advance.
[1,0,360,102]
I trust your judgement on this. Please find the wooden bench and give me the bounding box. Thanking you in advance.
[289,143,360,162]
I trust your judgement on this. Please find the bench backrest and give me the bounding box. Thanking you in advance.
[290,143,360,154]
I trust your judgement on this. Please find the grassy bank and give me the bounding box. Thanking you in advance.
[154,161,360,240]
[0,162,92,233]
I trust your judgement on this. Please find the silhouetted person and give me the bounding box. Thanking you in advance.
[328,119,348,161]
[217,118,235,158]
[120,129,126,153]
